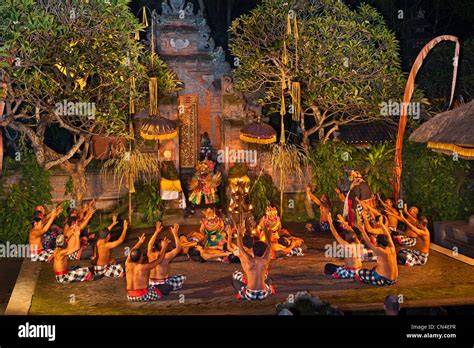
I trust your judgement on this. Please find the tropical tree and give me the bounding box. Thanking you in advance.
[230,0,405,149]
[357,144,395,198]
[0,0,177,204]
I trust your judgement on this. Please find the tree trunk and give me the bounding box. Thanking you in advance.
[302,131,310,153]
[60,161,87,207]
[70,164,87,206]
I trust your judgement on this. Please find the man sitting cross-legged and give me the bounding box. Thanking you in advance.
[92,217,128,278]
[148,222,186,292]
[396,213,430,267]
[336,214,377,262]
[29,206,62,262]
[232,224,275,301]
[125,233,172,302]
[324,214,363,279]
[53,226,94,283]
[355,216,398,286]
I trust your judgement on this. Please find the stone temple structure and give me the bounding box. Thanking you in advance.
[148,0,261,183]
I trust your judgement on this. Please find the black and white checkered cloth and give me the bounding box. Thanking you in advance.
[237,284,274,301]
[30,249,54,262]
[127,286,162,302]
[93,264,125,278]
[233,270,246,283]
[395,235,417,247]
[332,266,359,279]
[398,248,428,266]
[55,267,93,283]
[356,268,396,286]
[287,247,304,257]
[356,204,375,225]
[149,274,186,291]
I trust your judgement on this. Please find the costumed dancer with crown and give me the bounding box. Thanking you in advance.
[257,206,306,258]
[200,208,226,249]
[188,159,222,206]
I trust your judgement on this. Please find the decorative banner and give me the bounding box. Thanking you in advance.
[178,95,198,168]
[393,35,460,201]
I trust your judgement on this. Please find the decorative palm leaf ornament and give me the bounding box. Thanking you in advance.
[393,35,460,201]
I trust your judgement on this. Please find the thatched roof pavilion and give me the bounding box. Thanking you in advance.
[409,100,474,159]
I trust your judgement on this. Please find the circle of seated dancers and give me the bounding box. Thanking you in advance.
[28,187,430,302]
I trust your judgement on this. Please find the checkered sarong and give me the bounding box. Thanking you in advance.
[94,264,125,278]
[356,204,375,225]
[55,267,93,283]
[30,249,54,262]
[237,284,274,301]
[320,221,330,232]
[287,247,304,257]
[355,268,396,286]
[149,274,186,291]
[398,248,428,266]
[394,235,417,247]
[332,266,359,279]
[127,286,162,302]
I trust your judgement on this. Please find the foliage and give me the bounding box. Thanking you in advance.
[0,152,52,244]
[309,141,356,199]
[101,144,160,191]
[262,142,309,215]
[357,144,395,197]
[228,163,249,178]
[402,141,473,222]
[0,0,179,202]
[249,174,279,220]
[230,0,405,143]
[134,180,164,224]
[418,39,474,111]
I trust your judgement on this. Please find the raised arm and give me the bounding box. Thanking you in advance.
[236,224,252,261]
[306,186,322,206]
[106,215,119,231]
[106,220,128,249]
[262,226,273,262]
[127,233,146,263]
[166,224,182,259]
[40,207,62,234]
[78,208,95,231]
[379,223,395,248]
[336,214,354,233]
[226,224,236,251]
[399,211,424,236]
[144,238,170,270]
[334,187,346,202]
[363,212,382,235]
[147,222,163,256]
[327,214,347,245]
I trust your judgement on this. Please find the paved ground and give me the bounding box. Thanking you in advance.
[29,223,474,315]
[0,259,22,315]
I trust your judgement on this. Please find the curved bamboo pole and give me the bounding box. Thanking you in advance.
[393,35,460,202]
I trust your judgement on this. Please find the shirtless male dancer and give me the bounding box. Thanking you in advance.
[355,216,398,286]
[125,233,172,302]
[148,222,186,291]
[232,225,275,300]
[93,218,128,278]
[385,204,420,248]
[324,214,362,279]
[53,226,94,283]
[306,185,332,232]
[29,206,62,262]
[397,212,430,266]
